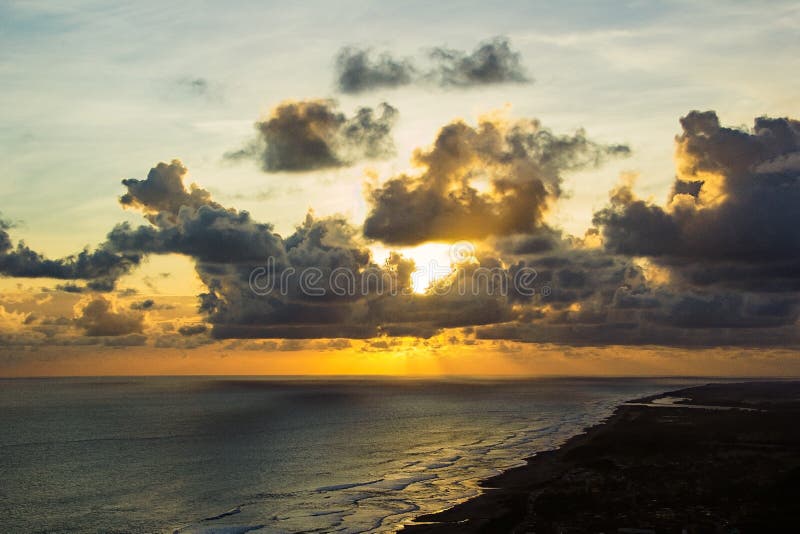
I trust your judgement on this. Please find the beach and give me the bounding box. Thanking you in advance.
[403,381,800,533]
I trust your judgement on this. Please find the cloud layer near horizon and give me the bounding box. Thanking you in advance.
[2,110,800,349]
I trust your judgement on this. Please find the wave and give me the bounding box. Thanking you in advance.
[173,524,265,534]
[203,506,242,521]
[364,474,438,492]
[315,478,384,492]
[422,455,462,470]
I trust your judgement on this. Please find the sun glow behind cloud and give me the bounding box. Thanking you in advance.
[372,243,456,293]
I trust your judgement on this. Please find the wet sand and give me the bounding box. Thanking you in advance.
[402,381,800,533]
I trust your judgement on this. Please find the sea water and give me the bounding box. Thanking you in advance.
[0,377,708,533]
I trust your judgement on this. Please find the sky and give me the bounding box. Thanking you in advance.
[1,0,800,376]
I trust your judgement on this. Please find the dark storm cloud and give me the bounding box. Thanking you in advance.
[117,162,327,337]
[211,324,379,340]
[109,162,390,339]
[334,37,530,93]
[108,207,284,264]
[493,226,564,255]
[485,109,800,346]
[449,247,767,347]
[594,111,800,290]
[188,215,380,339]
[113,160,287,266]
[110,160,550,340]
[114,111,800,347]
[224,100,397,172]
[14,108,800,348]
[649,292,799,329]
[474,321,800,348]
[465,204,800,348]
[363,116,629,245]
[0,217,141,290]
[335,47,415,93]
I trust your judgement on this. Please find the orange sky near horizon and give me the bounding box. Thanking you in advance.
[3,342,800,378]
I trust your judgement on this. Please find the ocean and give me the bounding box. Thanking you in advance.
[0,377,708,533]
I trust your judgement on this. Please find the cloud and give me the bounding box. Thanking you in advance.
[74,295,145,337]
[470,110,800,346]
[593,110,800,291]
[178,324,207,336]
[101,334,148,347]
[111,166,285,264]
[130,299,154,310]
[466,248,800,347]
[164,77,223,102]
[428,37,529,87]
[193,213,385,339]
[120,160,221,221]
[0,217,141,290]
[335,47,415,93]
[104,109,798,348]
[130,299,173,311]
[0,304,28,333]
[11,109,800,349]
[650,292,798,329]
[364,114,629,245]
[109,162,387,338]
[334,37,530,93]
[177,77,210,96]
[224,100,397,172]
[109,160,536,340]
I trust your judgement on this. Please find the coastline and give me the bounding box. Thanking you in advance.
[401,381,800,533]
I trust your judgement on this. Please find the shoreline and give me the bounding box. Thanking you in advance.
[401,381,800,533]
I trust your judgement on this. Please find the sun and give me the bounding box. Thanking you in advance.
[372,243,457,294]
